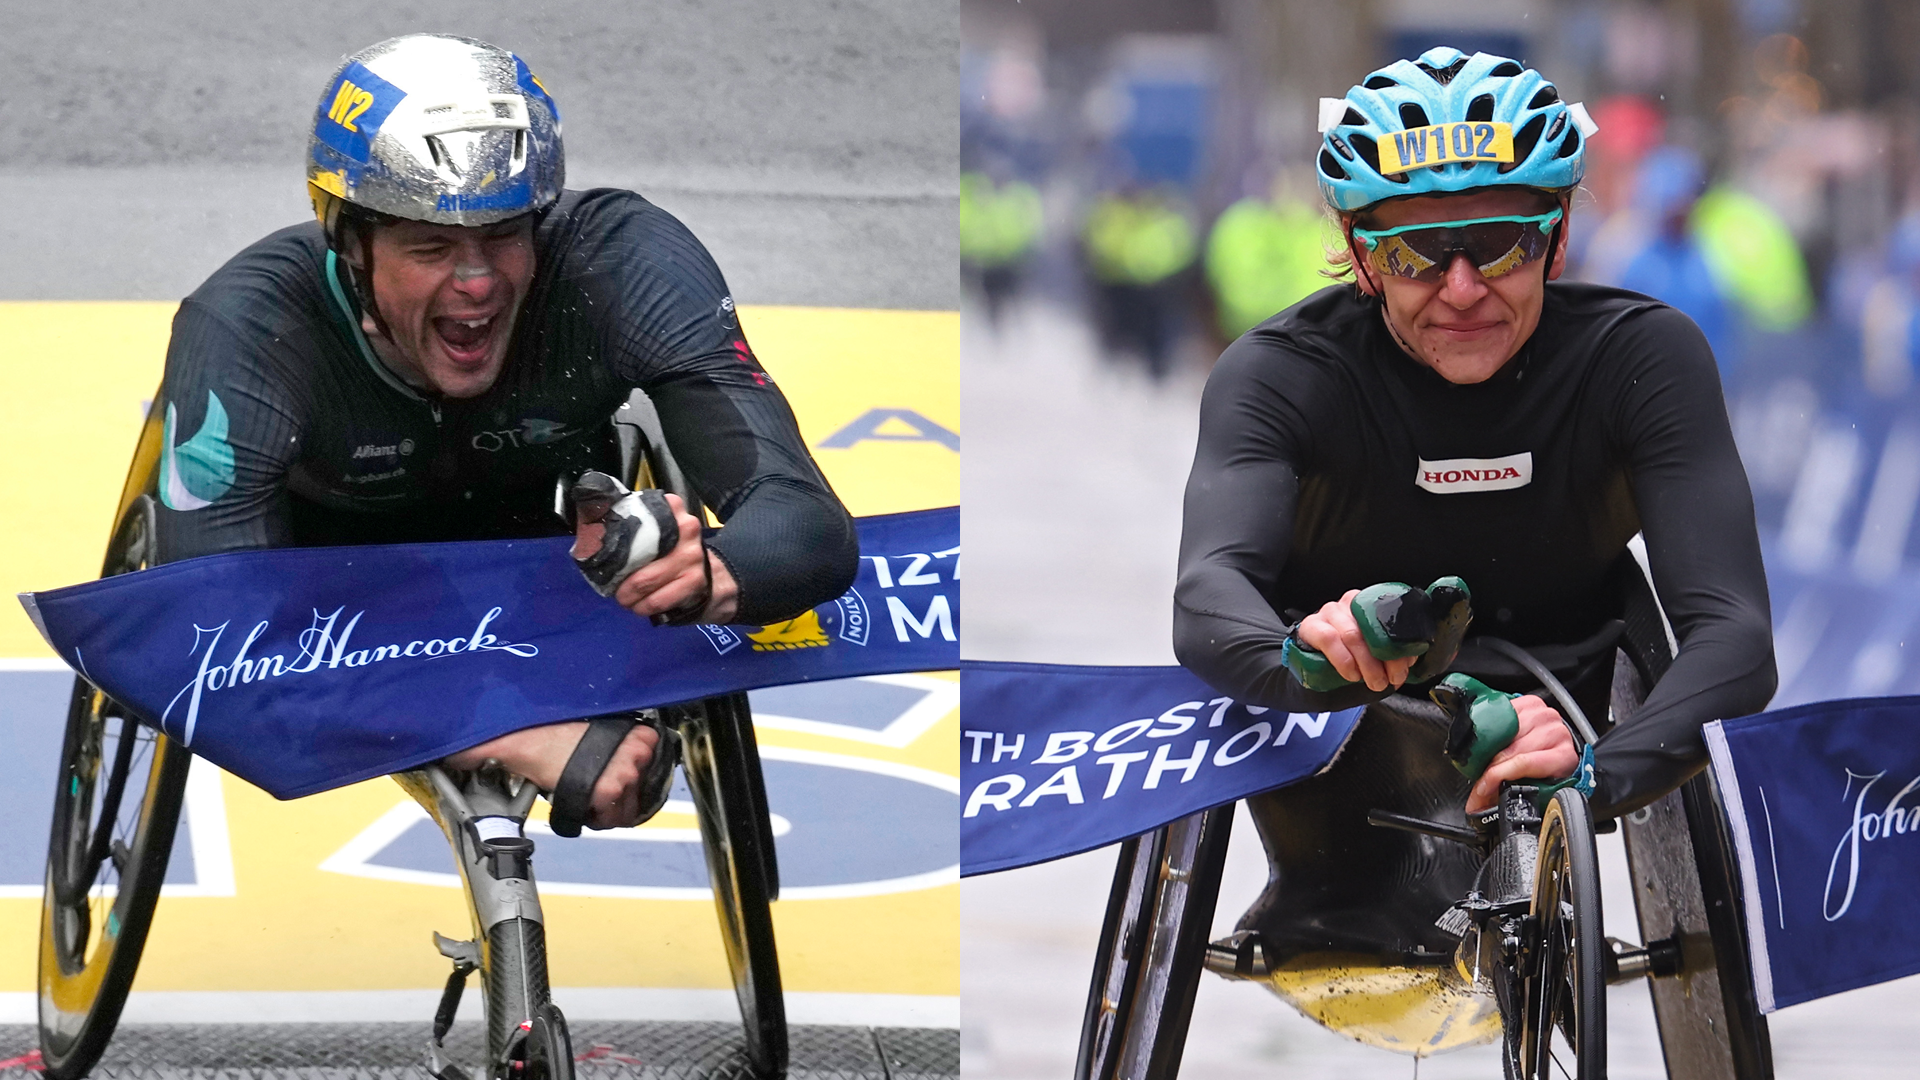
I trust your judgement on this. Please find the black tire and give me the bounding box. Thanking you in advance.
[1074,805,1233,1080]
[1681,773,1775,1078]
[1521,789,1606,1080]
[485,916,553,1070]
[38,495,195,1080]
[682,694,787,1079]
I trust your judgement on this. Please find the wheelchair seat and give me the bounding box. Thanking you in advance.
[1229,693,1499,1054]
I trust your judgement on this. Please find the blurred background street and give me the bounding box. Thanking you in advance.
[961,0,1920,1076]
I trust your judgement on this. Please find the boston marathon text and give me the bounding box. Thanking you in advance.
[963,698,1337,816]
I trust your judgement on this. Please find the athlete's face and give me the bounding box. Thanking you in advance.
[1348,189,1569,384]
[361,217,536,399]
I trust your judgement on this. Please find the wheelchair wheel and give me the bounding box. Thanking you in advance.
[522,1001,575,1080]
[1074,805,1232,1080]
[38,495,195,1080]
[1519,788,1605,1080]
[682,693,787,1079]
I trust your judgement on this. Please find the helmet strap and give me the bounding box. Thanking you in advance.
[334,216,395,345]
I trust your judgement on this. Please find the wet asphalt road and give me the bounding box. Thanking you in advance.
[0,0,955,308]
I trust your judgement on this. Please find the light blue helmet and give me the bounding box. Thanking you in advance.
[1315,47,1594,212]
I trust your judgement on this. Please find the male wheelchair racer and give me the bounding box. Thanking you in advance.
[37,390,789,1080]
[1077,558,1773,1080]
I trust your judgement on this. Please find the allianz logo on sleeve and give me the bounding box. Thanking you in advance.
[1415,451,1533,494]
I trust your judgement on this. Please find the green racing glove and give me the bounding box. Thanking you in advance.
[1432,672,1520,781]
[1433,672,1596,809]
[1281,576,1474,693]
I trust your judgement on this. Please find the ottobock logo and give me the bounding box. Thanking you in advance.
[472,418,575,452]
[1415,452,1533,494]
[160,606,538,747]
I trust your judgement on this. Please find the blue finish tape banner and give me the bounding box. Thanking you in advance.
[1705,695,1920,1011]
[18,508,956,800]
[960,661,1361,876]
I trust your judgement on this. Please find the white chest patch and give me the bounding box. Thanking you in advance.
[1415,452,1534,494]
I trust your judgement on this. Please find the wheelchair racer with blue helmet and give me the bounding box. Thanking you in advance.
[1140,46,1778,1078]
[1177,44,1774,823]
[154,34,859,832]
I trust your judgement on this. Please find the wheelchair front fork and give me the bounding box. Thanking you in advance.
[398,764,572,1080]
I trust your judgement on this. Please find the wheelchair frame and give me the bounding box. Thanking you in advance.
[36,389,790,1080]
[1072,561,1775,1080]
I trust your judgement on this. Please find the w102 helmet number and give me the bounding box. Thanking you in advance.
[1378,122,1514,175]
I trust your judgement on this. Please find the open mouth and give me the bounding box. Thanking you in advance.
[432,314,500,365]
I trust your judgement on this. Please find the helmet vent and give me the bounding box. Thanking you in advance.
[425,135,462,178]
[1364,75,1398,90]
[1555,127,1582,159]
[1349,135,1409,184]
[1499,114,1547,173]
[1329,133,1356,161]
[1399,103,1431,130]
[1466,95,1495,123]
[1417,57,1469,86]
[1319,149,1349,181]
[1343,107,1367,127]
[1529,86,1561,109]
[1489,61,1524,78]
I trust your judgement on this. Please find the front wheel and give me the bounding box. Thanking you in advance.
[1519,788,1606,1079]
[521,1001,574,1080]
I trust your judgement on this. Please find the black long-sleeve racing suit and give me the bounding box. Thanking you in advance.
[152,188,857,626]
[1172,282,1776,818]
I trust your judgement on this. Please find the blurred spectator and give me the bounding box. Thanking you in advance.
[1583,146,1812,388]
[1204,179,1337,340]
[1081,186,1197,379]
[1582,95,1667,217]
[1693,188,1813,335]
[1616,148,1738,374]
[1857,213,1920,401]
[960,170,1045,327]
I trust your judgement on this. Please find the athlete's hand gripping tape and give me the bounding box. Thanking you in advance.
[566,471,680,598]
[1432,672,1520,781]
[1280,577,1475,692]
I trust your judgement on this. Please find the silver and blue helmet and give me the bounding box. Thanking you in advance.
[307,34,564,239]
[1315,47,1596,212]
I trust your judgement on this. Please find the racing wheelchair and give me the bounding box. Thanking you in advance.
[1076,559,1773,1080]
[36,391,788,1080]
